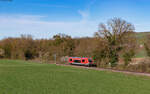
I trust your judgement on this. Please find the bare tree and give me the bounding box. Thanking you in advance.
[94,18,136,67]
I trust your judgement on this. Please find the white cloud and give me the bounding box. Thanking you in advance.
[78,10,90,22]
[0,0,100,39]
[29,3,69,8]
[0,14,98,39]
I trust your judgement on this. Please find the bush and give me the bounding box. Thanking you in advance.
[123,50,135,66]
[109,50,118,67]
[144,43,150,57]
[126,61,150,73]
[0,48,4,58]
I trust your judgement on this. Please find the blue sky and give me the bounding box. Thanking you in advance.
[1,0,150,39]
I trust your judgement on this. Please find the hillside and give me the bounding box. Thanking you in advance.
[135,32,150,44]
[134,32,150,58]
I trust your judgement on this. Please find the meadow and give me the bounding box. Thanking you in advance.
[0,60,150,94]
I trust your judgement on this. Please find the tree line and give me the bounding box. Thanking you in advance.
[0,34,98,62]
[1,18,150,68]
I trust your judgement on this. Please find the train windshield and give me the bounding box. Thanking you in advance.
[88,59,92,63]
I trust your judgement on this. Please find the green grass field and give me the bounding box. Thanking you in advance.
[1,60,150,94]
[134,50,147,58]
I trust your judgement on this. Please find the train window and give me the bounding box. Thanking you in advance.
[82,60,85,62]
[70,59,72,61]
[74,60,81,63]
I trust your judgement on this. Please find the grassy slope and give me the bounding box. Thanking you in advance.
[135,32,150,44]
[0,60,150,94]
[134,32,150,58]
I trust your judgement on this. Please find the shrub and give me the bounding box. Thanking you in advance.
[123,50,135,66]
[144,43,150,57]
[125,60,150,73]
[0,48,4,58]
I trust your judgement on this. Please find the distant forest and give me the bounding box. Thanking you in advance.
[0,34,98,62]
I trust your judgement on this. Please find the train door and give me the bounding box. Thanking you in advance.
[81,59,86,64]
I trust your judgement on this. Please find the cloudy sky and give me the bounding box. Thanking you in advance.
[0,0,150,39]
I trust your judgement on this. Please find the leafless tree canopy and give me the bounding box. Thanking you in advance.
[96,18,135,44]
[94,18,136,67]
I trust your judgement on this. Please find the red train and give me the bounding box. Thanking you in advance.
[68,57,94,66]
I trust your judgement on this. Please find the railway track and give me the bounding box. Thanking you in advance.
[56,64,150,77]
